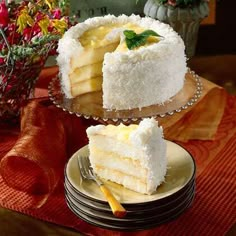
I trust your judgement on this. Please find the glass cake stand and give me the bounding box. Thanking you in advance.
[48,70,202,125]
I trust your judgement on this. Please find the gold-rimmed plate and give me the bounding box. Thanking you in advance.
[65,175,195,212]
[65,191,195,231]
[49,70,202,125]
[65,140,196,205]
[65,186,195,223]
[65,180,195,219]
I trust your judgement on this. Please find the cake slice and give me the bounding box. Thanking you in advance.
[86,118,167,195]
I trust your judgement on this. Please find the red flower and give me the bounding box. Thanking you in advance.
[23,24,41,41]
[51,9,62,19]
[22,27,33,41]
[167,0,177,7]
[0,0,9,28]
[35,12,45,22]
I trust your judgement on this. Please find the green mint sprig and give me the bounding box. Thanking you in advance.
[123,29,163,50]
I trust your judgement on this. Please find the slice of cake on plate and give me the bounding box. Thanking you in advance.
[57,14,187,110]
[86,118,167,195]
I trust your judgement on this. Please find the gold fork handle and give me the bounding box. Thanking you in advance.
[100,185,127,218]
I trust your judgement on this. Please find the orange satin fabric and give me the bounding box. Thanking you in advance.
[163,87,227,141]
[0,97,98,207]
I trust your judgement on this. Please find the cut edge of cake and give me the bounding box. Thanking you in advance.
[86,118,167,195]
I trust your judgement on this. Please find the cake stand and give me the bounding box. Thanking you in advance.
[48,69,202,125]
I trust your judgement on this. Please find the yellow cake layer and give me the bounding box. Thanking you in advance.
[70,42,119,69]
[71,77,102,96]
[69,62,103,84]
[94,165,148,194]
[89,146,147,179]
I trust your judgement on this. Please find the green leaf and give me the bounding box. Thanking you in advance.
[125,36,147,50]
[124,29,163,50]
[139,30,162,38]
[123,30,137,39]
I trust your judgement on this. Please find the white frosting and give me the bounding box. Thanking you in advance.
[86,118,167,194]
[105,27,124,42]
[57,14,187,109]
[129,118,167,193]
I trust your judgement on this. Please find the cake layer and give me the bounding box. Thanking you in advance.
[71,77,102,96]
[70,42,119,70]
[89,147,147,179]
[94,166,152,195]
[69,62,103,84]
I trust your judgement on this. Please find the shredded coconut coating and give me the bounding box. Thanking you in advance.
[86,118,167,194]
[129,118,167,193]
[57,14,187,109]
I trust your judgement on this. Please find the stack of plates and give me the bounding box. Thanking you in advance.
[64,141,196,231]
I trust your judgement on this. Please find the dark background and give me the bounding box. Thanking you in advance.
[196,0,236,55]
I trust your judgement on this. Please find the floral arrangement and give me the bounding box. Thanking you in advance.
[156,0,208,8]
[0,0,70,120]
[0,0,69,66]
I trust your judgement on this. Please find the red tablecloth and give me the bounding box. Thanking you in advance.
[0,67,235,235]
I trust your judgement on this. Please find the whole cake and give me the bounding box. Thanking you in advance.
[86,118,167,195]
[57,14,187,110]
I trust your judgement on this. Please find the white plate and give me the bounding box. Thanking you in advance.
[65,140,196,204]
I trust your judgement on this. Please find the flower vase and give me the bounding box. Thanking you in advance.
[0,0,70,123]
[144,0,209,58]
[0,60,45,122]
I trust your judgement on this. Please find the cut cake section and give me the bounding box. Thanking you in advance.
[86,118,167,195]
[63,22,151,98]
[57,14,187,110]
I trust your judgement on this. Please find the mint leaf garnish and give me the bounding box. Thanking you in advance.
[123,30,137,39]
[123,29,162,50]
[139,30,161,37]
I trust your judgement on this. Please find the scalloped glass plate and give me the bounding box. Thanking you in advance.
[48,70,202,124]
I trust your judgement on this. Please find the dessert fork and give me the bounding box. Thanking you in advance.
[78,155,127,218]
